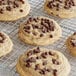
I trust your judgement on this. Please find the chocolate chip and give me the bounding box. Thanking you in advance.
[44,52,48,55]
[0,33,6,43]
[43,61,47,65]
[33,47,40,53]
[39,69,45,75]
[73,32,76,35]
[52,59,60,65]
[46,68,50,72]
[49,51,54,56]
[20,9,23,12]
[26,57,36,63]
[49,35,53,38]
[42,28,46,33]
[25,63,31,67]
[6,6,12,11]
[41,18,55,32]
[49,25,55,31]
[27,51,33,56]
[7,1,12,5]
[53,69,57,76]
[13,2,19,8]
[36,56,41,59]
[64,0,75,9]
[56,3,59,11]
[29,17,33,22]
[35,64,40,70]
[33,18,38,22]
[40,34,44,37]
[19,0,25,4]
[24,30,30,33]
[24,26,30,30]
[41,52,47,58]
[51,12,53,14]
[32,32,37,36]
[70,39,76,47]
[0,9,3,14]
[43,68,50,72]
[32,24,39,29]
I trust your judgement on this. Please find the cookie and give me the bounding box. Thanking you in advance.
[44,0,76,18]
[16,47,71,76]
[0,0,30,21]
[0,32,13,57]
[66,32,76,56]
[18,16,62,46]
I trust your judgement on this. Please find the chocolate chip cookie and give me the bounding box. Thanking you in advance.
[18,16,62,46]
[0,32,13,57]
[0,0,30,21]
[44,0,76,18]
[66,32,76,56]
[16,47,71,76]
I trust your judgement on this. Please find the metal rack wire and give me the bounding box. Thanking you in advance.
[0,0,76,76]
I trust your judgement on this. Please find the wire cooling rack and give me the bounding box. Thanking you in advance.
[0,0,76,76]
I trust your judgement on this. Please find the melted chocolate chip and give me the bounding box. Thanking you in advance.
[25,63,31,67]
[33,47,40,53]
[6,6,12,11]
[0,33,6,43]
[32,32,37,36]
[39,69,46,75]
[43,61,47,65]
[36,56,41,59]
[35,64,40,70]
[52,59,60,65]
[24,26,30,30]
[13,2,19,8]
[49,51,54,56]
[44,68,50,72]
[73,32,76,35]
[24,30,30,33]
[27,51,33,56]
[41,52,48,58]
[41,18,55,32]
[56,3,60,11]
[33,18,38,22]
[26,57,36,63]
[0,9,3,14]
[49,35,53,38]
[32,24,39,29]
[46,68,50,72]
[53,69,57,76]
[20,9,23,12]
[70,39,76,47]
[29,17,33,22]
[40,34,44,37]
[19,0,25,4]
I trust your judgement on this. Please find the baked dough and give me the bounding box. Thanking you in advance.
[44,0,76,18]
[66,32,76,56]
[16,47,71,76]
[0,32,13,57]
[0,0,30,21]
[18,16,62,46]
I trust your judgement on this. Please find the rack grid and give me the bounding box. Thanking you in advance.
[0,0,76,76]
